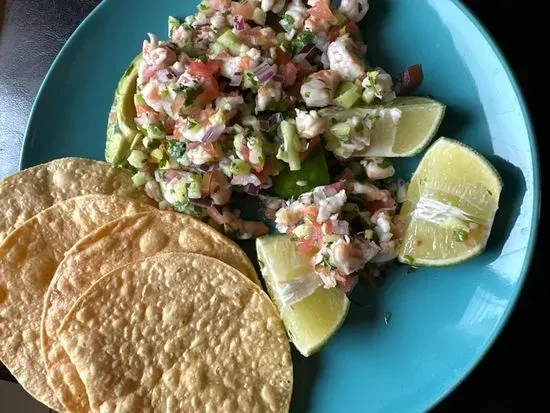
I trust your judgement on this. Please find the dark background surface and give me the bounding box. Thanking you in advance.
[0,0,547,411]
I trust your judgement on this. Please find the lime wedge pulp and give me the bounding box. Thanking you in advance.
[256,235,350,356]
[398,137,503,266]
[355,96,446,157]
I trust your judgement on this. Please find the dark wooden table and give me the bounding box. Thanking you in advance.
[0,0,546,411]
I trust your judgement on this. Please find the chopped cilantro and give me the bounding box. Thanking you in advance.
[354,123,364,133]
[183,85,203,106]
[167,140,186,159]
[172,200,189,213]
[290,30,314,55]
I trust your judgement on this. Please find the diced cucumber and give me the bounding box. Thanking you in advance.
[131,171,150,187]
[217,29,243,56]
[335,81,362,109]
[127,149,147,168]
[361,87,377,104]
[329,122,352,138]
[252,8,267,25]
[231,159,252,175]
[277,120,301,171]
[150,148,164,161]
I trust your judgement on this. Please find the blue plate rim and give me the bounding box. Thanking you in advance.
[18,0,541,411]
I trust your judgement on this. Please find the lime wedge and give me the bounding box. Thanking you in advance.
[356,96,446,157]
[398,137,503,266]
[256,235,350,356]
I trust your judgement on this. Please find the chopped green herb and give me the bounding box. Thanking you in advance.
[167,140,186,159]
[290,30,314,55]
[198,55,208,63]
[172,201,189,213]
[354,123,364,133]
[183,85,203,106]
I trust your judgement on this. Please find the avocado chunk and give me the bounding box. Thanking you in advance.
[272,145,330,199]
[105,53,142,164]
[116,53,141,137]
[105,125,131,165]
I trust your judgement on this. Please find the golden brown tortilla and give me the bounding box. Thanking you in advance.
[0,157,151,242]
[58,253,292,413]
[0,195,153,410]
[41,210,259,412]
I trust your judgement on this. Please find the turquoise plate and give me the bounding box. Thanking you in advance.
[21,0,539,412]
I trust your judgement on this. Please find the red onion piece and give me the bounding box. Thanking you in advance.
[243,184,261,195]
[272,74,285,82]
[233,15,245,31]
[292,44,315,63]
[200,123,225,143]
[259,119,270,132]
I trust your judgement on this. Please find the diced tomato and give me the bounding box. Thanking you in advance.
[335,167,355,182]
[238,56,254,72]
[262,159,282,176]
[296,239,318,254]
[136,104,154,116]
[275,48,292,66]
[203,142,222,159]
[328,181,346,192]
[365,198,397,214]
[231,1,255,19]
[307,0,337,22]
[327,26,341,42]
[164,118,176,135]
[242,221,269,238]
[280,62,298,86]
[238,27,277,48]
[311,224,324,249]
[303,205,319,222]
[345,21,359,34]
[211,0,231,11]
[197,77,220,106]
[188,59,222,78]
[335,273,358,293]
[322,219,334,235]
[240,145,250,161]
[395,64,424,95]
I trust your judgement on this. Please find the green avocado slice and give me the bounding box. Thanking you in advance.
[105,53,142,164]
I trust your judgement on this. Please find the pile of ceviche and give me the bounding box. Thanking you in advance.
[106,0,502,355]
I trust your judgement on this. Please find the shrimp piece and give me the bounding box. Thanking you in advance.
[327,35,366,81]
[300,70,340,107]
[339,0,370,22]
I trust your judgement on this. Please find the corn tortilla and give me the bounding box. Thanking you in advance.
[41,210,259,412]
[0,157,151,242]
[0,195,153,410]
[58,253,292,413]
